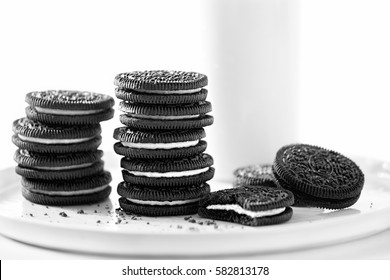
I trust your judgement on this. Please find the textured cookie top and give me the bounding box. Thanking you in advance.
[26,90,115,110]
[13,117,101,139]
[273,144,365,199]
[114,70,208,92]
[113,127,205,143]
[199,186,294,212]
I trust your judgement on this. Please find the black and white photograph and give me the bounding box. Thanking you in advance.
[0,0,389,278]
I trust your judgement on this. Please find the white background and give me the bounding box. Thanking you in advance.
[1,0,390,172]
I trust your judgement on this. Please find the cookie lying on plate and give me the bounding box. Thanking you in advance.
[272,143,365,209]
[198,186,294,226]
[118,181,210,216]
[25,90,115,125]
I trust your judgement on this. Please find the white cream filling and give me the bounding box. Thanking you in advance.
[121,140,199,150]
[33,162,94,171]
[32,184,109,196]
[134,88,202,94]
[125,167,209,178]
[18,134,95,144]
[206,204,286,218]
[123,113,200,120]
[126,197,201,206]
[35,107,104,115]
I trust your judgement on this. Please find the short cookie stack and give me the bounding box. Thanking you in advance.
[113,70,215,216]
[11,90,115,205]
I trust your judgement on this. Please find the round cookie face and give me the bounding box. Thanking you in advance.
[115,88,208,104]
[272,143,365,209]
[198,186,294,226]
[114,70,208,93]
[25,90,115,125]
[233,164,277,187]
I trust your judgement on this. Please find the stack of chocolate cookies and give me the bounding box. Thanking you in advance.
[113,70,215,216]
[11,90,115,205]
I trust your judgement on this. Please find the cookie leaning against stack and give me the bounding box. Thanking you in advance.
[12,90,115,205]
[113,70,215,216]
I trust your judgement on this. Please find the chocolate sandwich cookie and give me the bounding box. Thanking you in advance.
[25,90,114,125]
[272,144,365,209]
[198,186,294,226]
[114,70,208,94]
[121,153,215,187]
[118,100,213,130]
[21,171,112,205]
[118,181,210,216]
[12,118,102,153]
[233,164,277,187]
[115,88,208,105]
[113,127,207,159]
[14,149,104,180]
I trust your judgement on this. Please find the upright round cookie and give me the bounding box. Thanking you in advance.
[25,90,115,125]
[272,143,365,209]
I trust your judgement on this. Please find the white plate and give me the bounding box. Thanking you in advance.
[1,157,390,258]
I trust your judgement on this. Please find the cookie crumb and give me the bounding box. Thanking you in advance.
[96,220,101,223]
[94,210,98,213]
[77,210,85,214]
[44,213,48,216]
[59,212,68,217]
[177,225,183,229]
[184,216,192,221]
[29,213,34,217]
[188,218,196,223]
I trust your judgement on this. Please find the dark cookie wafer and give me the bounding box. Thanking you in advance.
[15,160,105,180]
[12,118,102,153]
[119,101,212,117]
[22,186,111,206]
[233,164,277,187]
[121,153,214,187]
[25,90,115,125]
[117,182,210,216]
[114,70,208,93]
[113,140,207,159]
[26,106,114,126]
[113,127,207,158]
[21,171,112,205]
[14,149,103,169]
[12,134,102,154]
[115,88,208,104]
[272,143,365,209]
[122,167,215,187]
[198,186,294,226]
[119,114,213,130]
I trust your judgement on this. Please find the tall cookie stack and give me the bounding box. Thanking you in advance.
[113,70,215,216]
[11,90,115,205]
